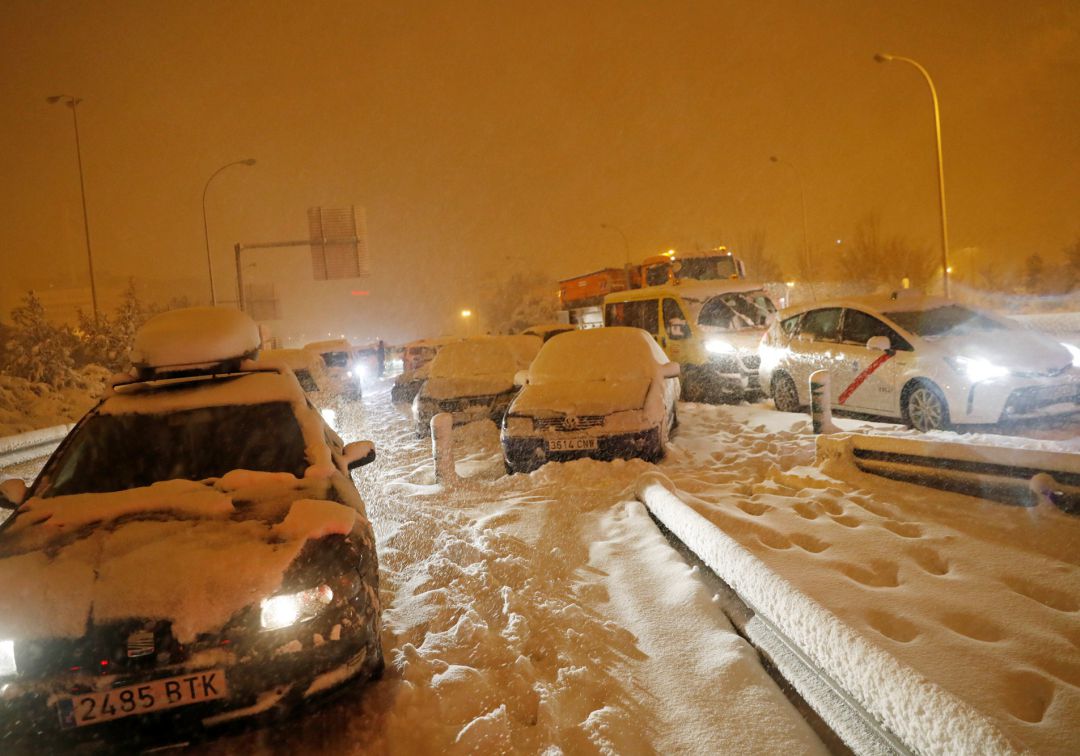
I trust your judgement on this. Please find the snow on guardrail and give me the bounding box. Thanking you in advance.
[816,433,1080,514]
[0,424,72,469]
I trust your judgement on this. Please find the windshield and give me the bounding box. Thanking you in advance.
[675,256,739,281]
[884,305,1007,338]
[35,402,309,497]
[698,291,776,329]
[320,350,352,368]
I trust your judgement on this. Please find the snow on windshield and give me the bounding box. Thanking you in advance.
[529,328,664,384]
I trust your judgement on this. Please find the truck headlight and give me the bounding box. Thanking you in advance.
[0,640,16,677]
[706,339,735,354]
[260,585,334,631]
[946,355,1008,382]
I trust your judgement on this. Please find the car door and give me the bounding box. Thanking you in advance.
[661,297,692,363]
[788,307,844,402]
[833,309,912,416]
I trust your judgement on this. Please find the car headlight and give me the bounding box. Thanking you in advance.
[503,415,533,435]
[945,355,1009,382]
[706,339,735,354]
[1062,342,1080,368]
[0,640,16,677]
[260,585,334,631]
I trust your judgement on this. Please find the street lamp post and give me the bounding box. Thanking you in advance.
[600,223,632,288]
[769,155,812,281]
[203,158,256,306]
[46,95,99,323]
[874,53,951,298]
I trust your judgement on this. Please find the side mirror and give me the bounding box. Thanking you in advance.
[866,335,892,352]
[343,440,376,470]
[660,361,682,378]
[0,479,28,510]
[513,369,530,388]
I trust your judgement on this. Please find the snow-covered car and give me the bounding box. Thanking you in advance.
[502,327,680,473]
[604,281,776,402]
[759,294,1080,431]
[411,335,541,435]
[0,308,383,743]
[303,339,363,399]
[391,337,460,404]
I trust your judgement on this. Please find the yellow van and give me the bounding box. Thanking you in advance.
[603,281,777,402]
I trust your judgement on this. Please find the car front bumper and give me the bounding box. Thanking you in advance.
[0,618,380,747]
[947,369,1080,424]
[502,427,661,473]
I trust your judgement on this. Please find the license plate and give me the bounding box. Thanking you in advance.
[56,669,227,729]
[548,436,598,451]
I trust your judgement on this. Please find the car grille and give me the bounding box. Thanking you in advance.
[1003,383,1080,415]
[1012,364,1070,379]
[534,415,606,432]
[13,620,185,679]
[742,354,761,370]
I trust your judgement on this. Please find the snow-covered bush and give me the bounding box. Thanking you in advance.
[0,292,78,388]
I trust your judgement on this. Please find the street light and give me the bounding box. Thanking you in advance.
[769,155,812,282]
[600,223,632,288]
[46,94,99,323]
[203,158,256,306]
[874,52,951,298]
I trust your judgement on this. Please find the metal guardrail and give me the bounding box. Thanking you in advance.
[0,424,72,469]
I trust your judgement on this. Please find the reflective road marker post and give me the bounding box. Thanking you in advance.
[810,370,838,434]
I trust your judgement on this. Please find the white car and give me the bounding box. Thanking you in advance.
[501,327,680,473]
[411,335,541,434]
[759,294,1080,431]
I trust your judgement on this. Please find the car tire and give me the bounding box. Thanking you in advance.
[771,372,802,413]
[643,427,665,463]
[903,380,951,432]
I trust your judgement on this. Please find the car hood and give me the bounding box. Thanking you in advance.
[423,375,514,400]
[0,476,358,644]
[510,378,651,417]
[932,329,1072,374]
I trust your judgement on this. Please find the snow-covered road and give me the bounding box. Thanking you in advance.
[3,381,1078,753]
[198,385,827,754]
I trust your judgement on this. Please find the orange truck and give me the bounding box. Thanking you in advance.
[559,248,745,327]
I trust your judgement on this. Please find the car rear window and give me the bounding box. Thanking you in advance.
[36,401,309,497]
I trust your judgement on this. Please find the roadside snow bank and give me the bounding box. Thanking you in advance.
[0,366,109,437]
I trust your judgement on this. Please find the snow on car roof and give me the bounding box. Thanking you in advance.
[675,279,773,302]
[405,337,460,349]
[529,327,669,384]
[304,338,353,353]
[778,292,954,317]
[429,335,541,379]
[129,307,261,370]
[258,348,322,373]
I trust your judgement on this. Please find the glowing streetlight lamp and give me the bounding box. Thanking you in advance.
[874,52,951,298]
[460,309,472,318]
[203,158,256,306]
[46,94,99,323]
